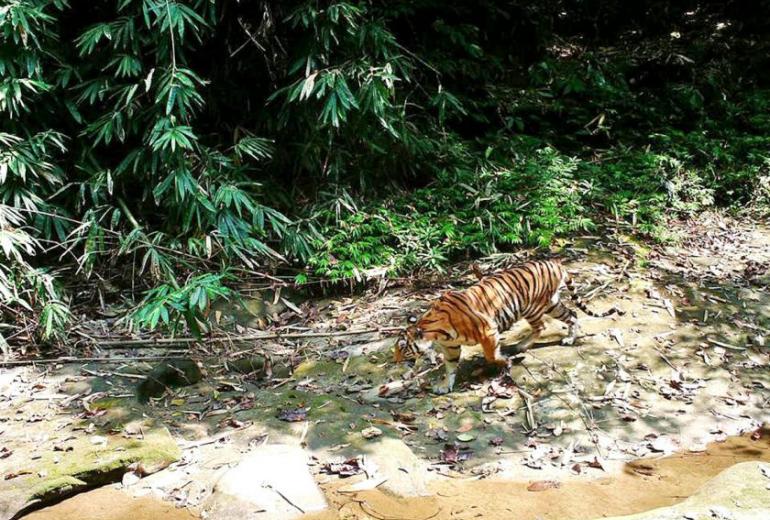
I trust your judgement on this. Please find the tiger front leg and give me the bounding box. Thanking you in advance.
[432,344,461,395]
[480,333,508,368]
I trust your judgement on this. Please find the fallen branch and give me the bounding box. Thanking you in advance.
[95,327,401,348]
[0,354,190,367]
[706,337,746,351]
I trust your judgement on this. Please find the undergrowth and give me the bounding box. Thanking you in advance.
[1,1,769,343]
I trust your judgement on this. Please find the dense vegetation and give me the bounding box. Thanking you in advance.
[2,1,769,345]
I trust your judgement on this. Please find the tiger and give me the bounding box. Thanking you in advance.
[394,259,623,394]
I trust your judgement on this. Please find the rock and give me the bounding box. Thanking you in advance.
[203,444,326,520]
[0,426,180,520]
[136,359,203,403]
[363,438,431,498]
[601,462,770,519]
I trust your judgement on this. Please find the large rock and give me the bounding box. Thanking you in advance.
[601,461,770,520]
[203,444,326,520]
[364,437,431,498]
[0,426,180,520]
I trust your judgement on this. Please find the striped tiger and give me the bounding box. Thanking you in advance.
[394,259,623,394]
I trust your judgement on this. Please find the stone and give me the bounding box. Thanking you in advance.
[0,426,180,520]
[601,462,770,519]
[363,437,431,498]
[203,444,326,520]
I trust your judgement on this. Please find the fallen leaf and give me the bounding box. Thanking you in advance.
[489,436,504,447]
[277,407,308,422]
[527,480,560,492]
[361,427,383,440]
[587,457,605,471]
[322,457,365,477]
[4,470,31,480]
[391,411,416,423]
[440,443,473,464]
[456,433,475,442]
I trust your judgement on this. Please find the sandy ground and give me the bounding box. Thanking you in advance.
[303,430,770,520]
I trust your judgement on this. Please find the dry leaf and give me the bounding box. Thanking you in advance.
[527,480,560,492]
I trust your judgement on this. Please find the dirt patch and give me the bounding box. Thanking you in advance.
[23,487,198,520]
[304,429,770,520]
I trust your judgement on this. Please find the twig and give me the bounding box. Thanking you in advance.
[517,387,537,431]
[265,484,305,515]
[81,368,147,380]
[0,355,190,367]
[95,327,401,348]
[706,337,746,351]
[651,347,679,371]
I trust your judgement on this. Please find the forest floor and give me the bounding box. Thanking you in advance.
[1,213,770,520]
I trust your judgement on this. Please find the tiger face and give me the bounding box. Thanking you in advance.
[393,314,433,362]
[394,310,453,362]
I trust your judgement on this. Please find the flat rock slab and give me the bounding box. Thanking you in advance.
[601,461,770,520]
[0,426,179,520]
[363,437,431,497]
[203,444,326,520]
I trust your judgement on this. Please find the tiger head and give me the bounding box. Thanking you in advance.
[394,307,454,362]
[393,324,424,362]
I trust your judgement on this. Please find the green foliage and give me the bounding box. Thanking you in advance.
[130,272,233,336]
[1,1,769,344]
[310,145,595,278]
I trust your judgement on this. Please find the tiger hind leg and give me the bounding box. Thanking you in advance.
[511,316,545,354]
[547,301,580,345]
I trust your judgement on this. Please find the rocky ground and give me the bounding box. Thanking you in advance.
[1,214,769,520]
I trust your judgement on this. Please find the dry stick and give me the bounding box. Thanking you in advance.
[0,354,190,367]
[94,326,403,348]
[265,484,305,515]
[651,346,679,372]
[81,368,147,380]
[518,387,537,431]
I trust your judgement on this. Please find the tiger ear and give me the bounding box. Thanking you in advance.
[408,315,417,324]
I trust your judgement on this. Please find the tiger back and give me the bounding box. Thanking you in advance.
[394,259,623,393]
